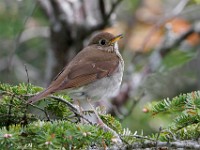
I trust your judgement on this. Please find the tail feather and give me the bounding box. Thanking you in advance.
[27,89,53,104]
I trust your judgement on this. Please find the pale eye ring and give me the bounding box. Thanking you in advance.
[99,39,107,46]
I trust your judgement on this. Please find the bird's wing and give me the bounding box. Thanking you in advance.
[27,48,119,104]
[54,50,119,90]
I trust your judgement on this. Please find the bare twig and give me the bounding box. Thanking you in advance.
[121,134,156,141]
[44,107,50,121]
[24,64,30,93]
[50,96,78,112]
[155,127,162,149]
[87,101,122,144]
[23,64,31,126]
[106,0,123,20]
[49,96,93,124]
[29,103,51,121]
[86,0,123,35]
[134,135,155,142]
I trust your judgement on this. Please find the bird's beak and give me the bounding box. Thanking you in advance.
[109,34,123,45]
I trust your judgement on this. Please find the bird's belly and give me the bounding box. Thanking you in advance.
[87,70,123,100]
[68,64,123,101]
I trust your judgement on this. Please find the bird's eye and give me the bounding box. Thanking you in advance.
[99,39,107,45]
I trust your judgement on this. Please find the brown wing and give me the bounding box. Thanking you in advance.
[51,48,119,91]
[61,60,118,89]
[27,47,119,104]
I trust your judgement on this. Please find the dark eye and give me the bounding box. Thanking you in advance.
[99,39,106,45]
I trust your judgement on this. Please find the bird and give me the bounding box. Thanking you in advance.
[27,32,124,106]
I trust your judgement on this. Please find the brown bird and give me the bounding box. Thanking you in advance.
[27,32,124,105]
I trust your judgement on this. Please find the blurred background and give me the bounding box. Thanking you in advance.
[0,0,200,135]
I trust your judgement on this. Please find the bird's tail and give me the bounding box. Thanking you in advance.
[27,88,53,104]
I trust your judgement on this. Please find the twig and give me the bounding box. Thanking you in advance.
[87,100,122,144]
[6,95,14,130]
[155,127,162,149]
[163,129,177,141]
[86,0,123,35]
[121,134,156,141]
[24,64,30,94]
[1,90,48,122]
[50,96,93,124]
[25,93,78,113]
[23,64,31,126]
[50,96,78,112]
[106,0,123,20]
[29,103,51,121]
[44,107,51,121]
[134,135,155,142]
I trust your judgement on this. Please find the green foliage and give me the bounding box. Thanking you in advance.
[2,83,199,148]
[147,91,200,141]
[192,0,200,4]
[0,121,113,149]
[0,1,48,38]
[47,99,73,119]
[0,12,23,38]
[0,83,128,149]
[161,50,196,71]
[0,83,41,128]
[101,114,123,133]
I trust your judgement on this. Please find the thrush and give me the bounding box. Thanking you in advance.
[27,32,124,143]
[27,32,124,104]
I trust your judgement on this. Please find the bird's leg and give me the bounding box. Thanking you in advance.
[86,99,122,144]
[73,99,87,123]
[77,100,83,113]
[86,99,104,125]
